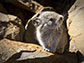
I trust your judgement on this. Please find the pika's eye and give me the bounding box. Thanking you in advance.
[49,18,56,22]
[48,18,56,25]
[32,18,41,26]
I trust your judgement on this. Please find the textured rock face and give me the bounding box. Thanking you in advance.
[0,12,24,41]
[67,0,84,55]
[0,38,53,62]
[1,0,44,13]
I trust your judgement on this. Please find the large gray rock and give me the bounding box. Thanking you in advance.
[67,0,84,55]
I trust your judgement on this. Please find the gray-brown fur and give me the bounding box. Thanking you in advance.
[32,10,68,53]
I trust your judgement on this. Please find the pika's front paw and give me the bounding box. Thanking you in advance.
[44,48,50,52]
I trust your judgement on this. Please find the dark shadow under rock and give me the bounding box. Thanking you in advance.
[0,3,7,14]
[5,52,77,63]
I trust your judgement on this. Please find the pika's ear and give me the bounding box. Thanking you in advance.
[32,17,41,27]
[57,15,64,27]
[59,15,64,22]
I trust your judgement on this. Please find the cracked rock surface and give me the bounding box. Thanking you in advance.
[0,12,24,41]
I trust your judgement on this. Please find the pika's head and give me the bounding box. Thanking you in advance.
[32,11,64,30]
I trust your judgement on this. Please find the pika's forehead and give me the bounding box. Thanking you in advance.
[38,11,61,19]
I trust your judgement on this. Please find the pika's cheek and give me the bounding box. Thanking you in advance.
[47,21,52,25]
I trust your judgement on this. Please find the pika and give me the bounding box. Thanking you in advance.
[32,9,68,53]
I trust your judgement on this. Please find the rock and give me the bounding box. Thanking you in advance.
[0,38,53,62]
[0,38,77,63]
[67,0,84,55]
[1,0,44,13]
[0,12,24,41]
[3,3,34,26]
